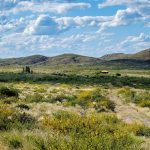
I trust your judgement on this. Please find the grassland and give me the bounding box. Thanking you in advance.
[0,66,150,150]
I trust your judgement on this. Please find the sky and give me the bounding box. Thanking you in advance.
[0,0,150,58]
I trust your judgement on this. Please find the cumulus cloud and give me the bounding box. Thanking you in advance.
[24,15,64,35]
[1,0,91,14]
[98,8,143,32]
[98,0,150,31]
[24,15,112,35]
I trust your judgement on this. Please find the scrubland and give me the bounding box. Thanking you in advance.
[0,67,150,150]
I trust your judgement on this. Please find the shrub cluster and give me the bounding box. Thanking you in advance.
[0,72,149,88]
[118,88,150,108]
[0,87,19,98]
[40,110,141,150]
[0,105,36,131]
[68,88,115,111]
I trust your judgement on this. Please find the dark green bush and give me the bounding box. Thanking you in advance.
[8,139,23,149]
[0,72,149,88]
[16,104,30,110]
[116,73,121,76]
[0,87,19,97]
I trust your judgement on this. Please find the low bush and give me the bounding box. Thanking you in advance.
[2,97,18,104]
[26,94,44,103]
[41,110,140,150]
[116,73,121,76]
[16,104,30,110]
[7,138,23,149]
[139,101,150,108]
[2,133,23,149]
[0,106,36,131]
[135,126,150,137]
[0,87,19,98]
[118,88,135,102]
[118,88,150,108]
[75,88,115,111]
[127,124,150,137]
[12,112,36,130]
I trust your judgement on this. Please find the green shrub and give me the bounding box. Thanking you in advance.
[75,88,115,111]
[16,104,30,110]
[41,110,140,150]
[118,89,150,108]
[134,91,150,108]
[2,134,23,149]
[139,100,150,108]
[0,106,36,131]
[136,126,150,137]
[12,112,36,130]
[8,139,23,149]
[116,73,121,76]
[0,87,19,98]
[118,88,135,102]
[2,97,18,104]
[26,94,44,103]
[94,100,115,112]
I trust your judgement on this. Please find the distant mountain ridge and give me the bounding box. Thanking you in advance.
[100,48,150,60]
[0,48,149,68]
[0,53,100,66]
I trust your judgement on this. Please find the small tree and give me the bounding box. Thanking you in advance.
[22,66,32,73]
[26,66,31,73]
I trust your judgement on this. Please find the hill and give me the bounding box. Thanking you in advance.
[100,48,150,60]
[0,55,48,66]
[0,54,100,66]
[46,54,100,65]
[0,48,149,69]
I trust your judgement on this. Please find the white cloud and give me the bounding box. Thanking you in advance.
[98,6,148,32]
[24,15,63,35]
[0,31,112,57]
[98,0,150,8]
[104,33,150,53]
[1,1,91,14]
[55,16,112,27]
[0,15,34,36]
[98,0,150,31]
[121,33,150,46]
[24,15,112,35]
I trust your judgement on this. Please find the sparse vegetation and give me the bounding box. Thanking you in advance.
[0,65,149,149]
[118,88,150,108]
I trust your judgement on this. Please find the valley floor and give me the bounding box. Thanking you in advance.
[0,67,150,150]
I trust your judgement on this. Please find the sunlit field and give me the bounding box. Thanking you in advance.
[0,66,150,78]
[1,0,150,149]
[0,66,149,150]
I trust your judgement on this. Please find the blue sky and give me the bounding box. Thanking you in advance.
[0,0,150,58]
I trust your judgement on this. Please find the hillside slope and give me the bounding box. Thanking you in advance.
[46,54,100,65]
[0,55,48,66]
[0,54,100,66]
[0,49,149,69]
[100,48,150,60]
